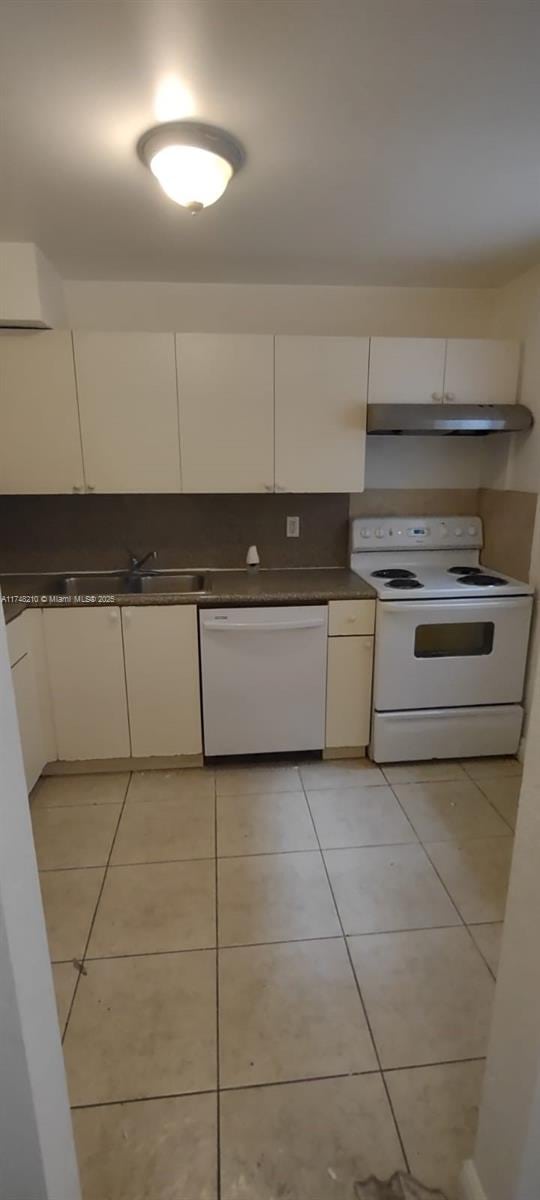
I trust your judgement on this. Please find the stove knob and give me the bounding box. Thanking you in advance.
[454,527,463,536]
[375,528,385,539]
[467,525,477,536]
[360,529,371,539]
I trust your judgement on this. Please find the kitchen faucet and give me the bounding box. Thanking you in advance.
[127,549,157,574]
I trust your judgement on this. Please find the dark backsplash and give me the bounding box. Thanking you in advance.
[0,493,350,573]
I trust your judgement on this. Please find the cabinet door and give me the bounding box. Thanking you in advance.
[30,611,57,765]
[368,338,446,404]
[43,608,130,760]
[326,636,373,749]
[122,605,202,757]
[74,333,181,492]
[275,336,368,492]
[444,339,520,404]
[176,334,274,492]
[11,652,45,791]
[0,331,85,493]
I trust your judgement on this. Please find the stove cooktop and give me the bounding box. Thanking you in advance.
[359,562,533,600]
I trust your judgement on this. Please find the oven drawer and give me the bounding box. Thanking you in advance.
[370,705,524,762]
[374,596,533,711]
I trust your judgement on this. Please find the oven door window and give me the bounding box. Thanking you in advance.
[414,621,494,659]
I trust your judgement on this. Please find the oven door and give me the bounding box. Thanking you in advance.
[373,596,532,711]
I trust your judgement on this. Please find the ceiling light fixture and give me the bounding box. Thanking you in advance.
[137,120,245,213]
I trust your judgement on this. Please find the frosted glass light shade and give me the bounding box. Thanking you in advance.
[150,144,233,210]
[138,121,245,213]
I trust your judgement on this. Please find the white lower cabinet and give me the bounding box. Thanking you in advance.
[8,611,55,791]
[43,608,130,761]
[122,606,202,757]
[11,652,45,790]
[325,601,374,751]
[29,611,57,767]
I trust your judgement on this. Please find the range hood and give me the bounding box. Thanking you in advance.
[367,403,533,436]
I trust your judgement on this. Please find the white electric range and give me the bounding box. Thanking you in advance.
[350,516,534,763]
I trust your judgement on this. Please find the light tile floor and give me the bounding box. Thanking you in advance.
[31,754,521,1200]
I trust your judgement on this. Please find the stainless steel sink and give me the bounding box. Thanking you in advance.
[58,570,209,597]
[131,572,208,594]
[60,573,131,596]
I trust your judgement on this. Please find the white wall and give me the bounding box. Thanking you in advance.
[485,263,540,493]
[0,614,80,1199]
[366,436,488,490]
[64,279,496,489]
[485,265,540,717]
[465,644,540,1200]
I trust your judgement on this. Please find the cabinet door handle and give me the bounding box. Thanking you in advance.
[72,485,83,493]
[87,484,96,492]
[275,484,287,493]
[431,393,442,402]
[264,484,274,492]
[444,392,456,402]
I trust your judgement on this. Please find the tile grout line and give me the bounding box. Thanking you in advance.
[385,779,472,928]
[83,934,343,962]
[299,769,411,1174]
[382,1054,487,1075]
[68,1054,489,1112]
[58,916,480,969]
[410,825,501,984]
[214,773,221,1200]
[38,836,426,874]
[383,770,515,839]
[462,927,498,983]
[473,776,518,835]
[61,773,133,1045]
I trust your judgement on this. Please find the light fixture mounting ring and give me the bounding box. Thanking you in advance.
[136,120,246,175]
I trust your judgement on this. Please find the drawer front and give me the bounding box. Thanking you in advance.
[6,610,30,667]
[328,600,375,637]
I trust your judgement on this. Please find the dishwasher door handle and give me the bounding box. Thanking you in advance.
[201,618,326,633]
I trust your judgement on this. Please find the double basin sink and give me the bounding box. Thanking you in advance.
[60,571,209,597]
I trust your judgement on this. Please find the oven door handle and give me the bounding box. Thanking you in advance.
[380,597,532,615]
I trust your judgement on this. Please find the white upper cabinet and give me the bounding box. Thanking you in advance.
[368,337,446,405]
[176,334,274,492]
[274,336,368,493]
[443,339,520,404]
[368,336,520,407]
[73,332,181,492]
[0,331,85,493]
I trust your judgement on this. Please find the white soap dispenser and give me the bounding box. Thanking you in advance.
[246,544,260,573]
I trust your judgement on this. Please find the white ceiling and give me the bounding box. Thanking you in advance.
[1,0,540,286]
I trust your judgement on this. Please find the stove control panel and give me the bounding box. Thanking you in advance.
[351,516,482,552]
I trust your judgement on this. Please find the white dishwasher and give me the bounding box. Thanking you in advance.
[199,606,328,756]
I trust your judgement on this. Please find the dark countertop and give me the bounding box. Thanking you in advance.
[1,568,375,624]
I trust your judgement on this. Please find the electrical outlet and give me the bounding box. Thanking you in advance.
[286,515,300,538]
